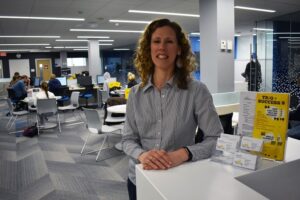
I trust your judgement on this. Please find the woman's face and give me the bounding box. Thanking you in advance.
[151,26,181,71]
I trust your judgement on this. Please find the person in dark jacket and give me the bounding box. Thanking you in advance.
[242,54,262,91]
[48,74,62,94]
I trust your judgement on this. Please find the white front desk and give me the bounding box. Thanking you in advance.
[136,138,300,200]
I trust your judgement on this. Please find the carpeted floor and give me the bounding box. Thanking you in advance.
[0,99,129,200]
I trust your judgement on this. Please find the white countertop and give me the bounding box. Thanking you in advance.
[136,138,300,200]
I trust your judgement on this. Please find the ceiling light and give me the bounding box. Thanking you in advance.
[109,19,151,24]
[56,39,88,42]
[73,49,88,51]
[267,32,300,35]
[129,10,200,17]
[234,34,241,37]
[98,40,114,42]
[45,46,52,49]
[234,6,275,13]
[70,29,143,33]
[190,32,200,36]
[0,43,50,46]
[113,48,130,51]
[77,36,110,39]
[53,46,65,49]
[0,15,84,21]
[65,46,88,48]
[253,28,273,31]
[0,49,32,52]
[99,43,113,46]
[0,35,60,38]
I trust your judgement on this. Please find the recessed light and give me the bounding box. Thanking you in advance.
[109,19,151,24]
[70,29,143,33]
[128,10,199,17]
[0,15,85,21]
[113,48,130,51]
[235,6,275,13]
[77,36,110,39]
[0,43,50,46]
[0,35,60,38]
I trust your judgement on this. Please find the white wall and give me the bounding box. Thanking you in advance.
[9,59,30,78]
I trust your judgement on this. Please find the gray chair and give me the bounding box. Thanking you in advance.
[99,90,109,108]
[81,107,123,161]
[58,91,83,123]
[36,98,61,135]
[6,98,29,132]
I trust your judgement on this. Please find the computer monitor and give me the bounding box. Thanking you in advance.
[96,75,105,85]
[77,76,92,86]
[56,76,67,86]
[34,77,40,87]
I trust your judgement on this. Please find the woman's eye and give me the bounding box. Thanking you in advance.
[152,40,160,43]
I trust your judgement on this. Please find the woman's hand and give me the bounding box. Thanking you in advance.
[138,149,172,170]
[138,148,189,170]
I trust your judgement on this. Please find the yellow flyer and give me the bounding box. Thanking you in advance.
[252,92,290,160]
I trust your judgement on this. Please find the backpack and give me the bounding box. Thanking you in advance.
[23,124,38,137]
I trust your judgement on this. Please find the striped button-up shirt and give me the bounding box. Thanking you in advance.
[122,76,223,183]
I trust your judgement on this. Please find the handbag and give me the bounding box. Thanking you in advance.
[23,124,38,137]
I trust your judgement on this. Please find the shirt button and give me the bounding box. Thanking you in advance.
[158,132,160,135]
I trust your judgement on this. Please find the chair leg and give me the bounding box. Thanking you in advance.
[57,114,61,133]
[96,135,108,161]
[6,115,13,129]
[81,132,91,155]
[36,114,40,136]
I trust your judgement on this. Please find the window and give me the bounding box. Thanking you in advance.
[67,57,87,67]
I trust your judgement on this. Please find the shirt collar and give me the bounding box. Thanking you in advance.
[142,74,176,93]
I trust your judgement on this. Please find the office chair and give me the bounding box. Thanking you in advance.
[81,108,123,161]
[6,98,29,132]
[58,91,83,123]
[36,98,61,135]
[80,84,94,108]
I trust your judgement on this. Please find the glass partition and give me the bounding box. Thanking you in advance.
[212,91,240,106]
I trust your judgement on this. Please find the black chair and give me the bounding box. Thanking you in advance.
[80,84,94,108]
[55,86,70,107]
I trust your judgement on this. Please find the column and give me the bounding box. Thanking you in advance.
[88,40,102,81]
[60,51,67,68]
[199,0,235,93]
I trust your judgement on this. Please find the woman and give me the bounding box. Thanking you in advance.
[34,82,55,124]
[127,72,138,88]
[122,18,223,200]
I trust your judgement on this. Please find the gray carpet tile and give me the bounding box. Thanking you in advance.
[17,151,49,190]
[0,188,17,200]
[0,107,130,200]
[41,190,101,200]
[18,175,54,200]
[0,160,17,192]
[47,161,124,182]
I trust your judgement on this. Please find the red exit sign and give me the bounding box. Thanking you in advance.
[0,52,7,56]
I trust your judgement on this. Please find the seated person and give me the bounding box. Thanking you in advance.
[287,104,300,139]
[12,75,27,100]
[48,74,62,94]
[34,82,56,124]
[127,72,138,88]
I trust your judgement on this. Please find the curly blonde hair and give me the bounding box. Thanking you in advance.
[134,18,196,89]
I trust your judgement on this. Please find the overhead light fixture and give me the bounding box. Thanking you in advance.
[235,6,275,13]
[0,15,84,21]
[45,46,52,49]
[53,46,65,49]
[56,39,88,42]
[234,34,241,37]
[267,32,300,35]
[0,35,60,38]
[0,43,50,46]
[0,49,32,52]
[99,43,113,46]
[128,10,199,17]
[73,49,88,51]
[113,48,130,51]
[279,37,300,39]
[70,29,143,33]
[253,28,273,32]
[190,32,200,36]
[77,36,110,39]
[98,40,114,42]
[65,46,88,48]
[109,19,151,24]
